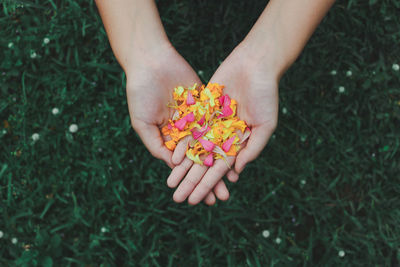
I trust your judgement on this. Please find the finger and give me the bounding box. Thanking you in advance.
[213,179,230,201]
[172,135,193,165]
[226,170,239,183]
[173,164,208,203]
[133,120,175,169]
[166,157,193,188]
[203,192,216,206]
[188,157,234,205]
[235,124,274,174]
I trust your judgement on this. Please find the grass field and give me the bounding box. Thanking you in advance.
[1,0,400,266]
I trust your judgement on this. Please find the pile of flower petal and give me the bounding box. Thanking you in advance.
[162,83,251,168]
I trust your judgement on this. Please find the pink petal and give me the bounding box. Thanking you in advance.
[191,126,210,140]
[198,138,215,152]
[222,136,236,152]
[174,117,187,131]
[186,91,195,105]
[217,105,233,118]
[185,112,195,123]
[203,153,214,167]
[219,95,231,107]
[167,123,173,130]
[198,114,206,126]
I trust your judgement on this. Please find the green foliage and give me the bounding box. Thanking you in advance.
[1,0,400,266]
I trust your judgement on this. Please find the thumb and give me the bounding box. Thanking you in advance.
[133,119,175,169]
[234,124,274,174]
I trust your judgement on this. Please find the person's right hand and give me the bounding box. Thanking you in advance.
[167,42,280,206]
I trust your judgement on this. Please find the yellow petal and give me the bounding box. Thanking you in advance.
[205,129,214,139]
[232,120,247,132]
[222,120,233,128]
[186,149,203,165]
[174,86,184,96]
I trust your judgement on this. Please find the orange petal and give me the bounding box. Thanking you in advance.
[165,140,176,151]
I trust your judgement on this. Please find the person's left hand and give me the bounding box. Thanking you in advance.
[167,42,279,205]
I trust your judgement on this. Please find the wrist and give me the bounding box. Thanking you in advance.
[239,32,287,82]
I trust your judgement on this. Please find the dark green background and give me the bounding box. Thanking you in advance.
[1,0,399,266]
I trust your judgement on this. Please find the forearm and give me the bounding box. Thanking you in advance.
[95,0,170,73]
[242,0,336,80]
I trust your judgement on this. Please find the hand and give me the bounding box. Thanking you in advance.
[168,42,279,205]
[126,43,200,168]
[125,42,232,205]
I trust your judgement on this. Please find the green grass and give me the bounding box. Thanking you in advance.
[1,0,400,266]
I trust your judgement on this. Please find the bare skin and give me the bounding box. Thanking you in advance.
[95,0,231,204]
[168,0,336,205]
[95,0,336,206]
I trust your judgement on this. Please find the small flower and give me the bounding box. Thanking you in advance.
[31,133,40,141]
[43,37,50,44]
[338,86,345,93]
[52,107,59,115]
[101,227,107,233]
[392,63,399,71]
[2,129,6,134]
[8,42,14,48]
[282,107,288,114]
[338,250,345,257]
[98,148,102,152]
[69,124,78,133]
[262,230,270,238]
[275,237,282,244]
[0,230,3,238]
[129,159,133,163]
[330,70,337,75]
[30,51,37,59]
[300,136,307,142]
[300,179,306,185]
[11,237,18,244]
[346,70,352,77]
[198,70,204,76]
[95,119,99,123]
[292,217,296,222]
[271,190,276,195]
